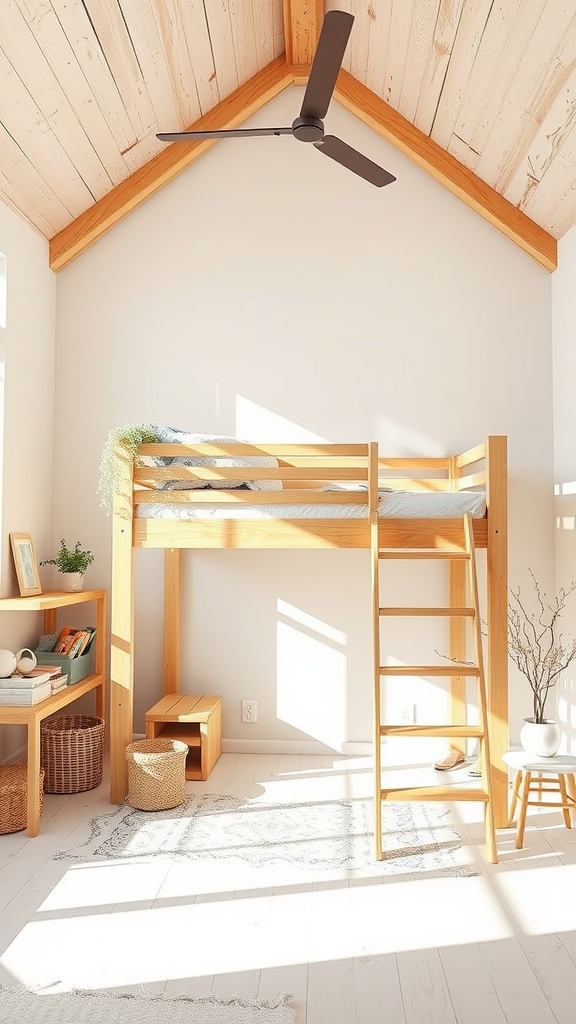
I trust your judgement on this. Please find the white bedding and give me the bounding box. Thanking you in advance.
[136,490,486,520]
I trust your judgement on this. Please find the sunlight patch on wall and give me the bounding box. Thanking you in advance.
[555,480,576,495]
[235,395,327,441]
[276,599,347,750]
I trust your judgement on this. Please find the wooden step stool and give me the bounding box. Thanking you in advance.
[145,694,222,781]
[503,750,576,849]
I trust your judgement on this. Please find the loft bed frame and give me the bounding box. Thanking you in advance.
[109,435,508,826]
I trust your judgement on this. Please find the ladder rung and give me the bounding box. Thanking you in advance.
[381,787,489,802]
[380,724,484,738]
[379,551,470,560]
[379,606,475,617]
[379,665,480,677]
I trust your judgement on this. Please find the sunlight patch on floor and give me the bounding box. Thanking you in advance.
[1,870,514,992]
[493,862,576,934]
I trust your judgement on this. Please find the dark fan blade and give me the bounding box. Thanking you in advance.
[314,136,396,187]
[300,10,353,121]
[157,127,293,142]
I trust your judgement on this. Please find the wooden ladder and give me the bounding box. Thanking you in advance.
[372,512,497,864]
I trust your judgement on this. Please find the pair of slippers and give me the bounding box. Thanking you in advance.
[434,752,482,776]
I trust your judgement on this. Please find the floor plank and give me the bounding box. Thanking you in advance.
[439,943,508,1024]
[352,954,407,1024]
[307,959,357,1024]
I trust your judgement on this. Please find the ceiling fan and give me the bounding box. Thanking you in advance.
[156,10,396,188]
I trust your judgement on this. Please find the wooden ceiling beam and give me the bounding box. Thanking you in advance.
[283,0,324,66]
[331,70,557,272]
[48,56,293,271]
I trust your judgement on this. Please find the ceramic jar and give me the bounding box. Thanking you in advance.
[520,718,561,757]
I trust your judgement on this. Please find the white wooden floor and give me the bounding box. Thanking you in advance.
[1,752,576,1023]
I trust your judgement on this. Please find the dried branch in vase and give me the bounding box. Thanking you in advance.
[509,571,576,724]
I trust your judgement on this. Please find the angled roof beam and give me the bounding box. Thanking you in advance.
[283,0,323,65]
[330,70,557,272]
[49,56,293,271]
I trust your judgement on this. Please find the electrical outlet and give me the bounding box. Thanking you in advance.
[401,704,416,724]
[241,699,257,723]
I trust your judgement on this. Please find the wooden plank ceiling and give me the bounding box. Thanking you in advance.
[0,1,574,271]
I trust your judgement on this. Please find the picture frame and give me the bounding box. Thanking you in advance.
[9,533,42,597]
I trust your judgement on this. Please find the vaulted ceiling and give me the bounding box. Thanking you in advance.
[1,1,574,272]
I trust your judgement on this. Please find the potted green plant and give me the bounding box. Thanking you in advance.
[41,539,95,593]
[508,571,576,756]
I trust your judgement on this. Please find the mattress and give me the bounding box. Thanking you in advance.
[136,490,486,520]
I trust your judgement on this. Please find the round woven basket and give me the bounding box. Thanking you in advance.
[125,738,188,811]
[41,714,105,794]
[0,763,45,834]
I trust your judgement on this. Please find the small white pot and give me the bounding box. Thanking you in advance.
[520,718,561,757]
[58,571,85,593]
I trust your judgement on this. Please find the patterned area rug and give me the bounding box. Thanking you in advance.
[54,795,478,876]
[0,987,295,1024]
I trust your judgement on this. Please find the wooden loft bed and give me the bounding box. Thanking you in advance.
[109,435,508,828]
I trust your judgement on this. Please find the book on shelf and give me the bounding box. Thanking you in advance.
[0,681,52,705]
[54,627,81,655]
[67,630,91,658]
[74,626,96,655]
[53,626,97,658]
[34,664,65,680]
[0,671,52,689]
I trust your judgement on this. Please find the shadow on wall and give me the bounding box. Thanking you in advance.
[555,481,576,753]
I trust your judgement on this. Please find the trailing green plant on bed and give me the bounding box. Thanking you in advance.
[41,539,95,574]
[97,422,159,514]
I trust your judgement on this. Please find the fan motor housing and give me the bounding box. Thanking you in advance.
[292,116,324,143]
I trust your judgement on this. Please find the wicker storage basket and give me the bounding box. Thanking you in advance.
[0,763,45,834]
[126,738,188,811]
[41,714,105,794]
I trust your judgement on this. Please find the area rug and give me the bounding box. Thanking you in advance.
[0,987,295,1024]
[54,795,478,876]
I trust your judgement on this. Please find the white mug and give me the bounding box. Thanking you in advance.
[16,648,37,676]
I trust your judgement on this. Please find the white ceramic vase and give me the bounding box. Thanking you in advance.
[520,717,561,757]
[59,571,85,593]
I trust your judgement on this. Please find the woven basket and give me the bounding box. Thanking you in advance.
[41,714,105,794]
[126,738,188,811]
[0,763,45,834]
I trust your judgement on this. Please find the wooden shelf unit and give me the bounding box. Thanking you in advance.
[145,694,222,781]
[0,589,107,835]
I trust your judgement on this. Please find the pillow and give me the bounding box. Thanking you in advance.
[151,426,282,491]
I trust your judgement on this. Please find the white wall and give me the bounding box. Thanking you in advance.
[55,88,554,753]
[0,200,57,761]
[552,222,576,752]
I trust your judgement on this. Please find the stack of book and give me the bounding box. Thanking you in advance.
[0,665,69,705]
[36,664,69,693]
[0,670,52,705]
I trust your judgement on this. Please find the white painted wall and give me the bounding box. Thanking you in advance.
[552,222,576,752]
[0,201,57,761]
[55,88,554,753]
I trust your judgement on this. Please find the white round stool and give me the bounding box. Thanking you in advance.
[502,750,576,849]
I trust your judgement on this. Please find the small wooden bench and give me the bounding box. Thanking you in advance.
[503,750,576,849]
[145,694,222,781]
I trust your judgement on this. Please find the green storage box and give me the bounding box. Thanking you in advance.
[33,649,94,685]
